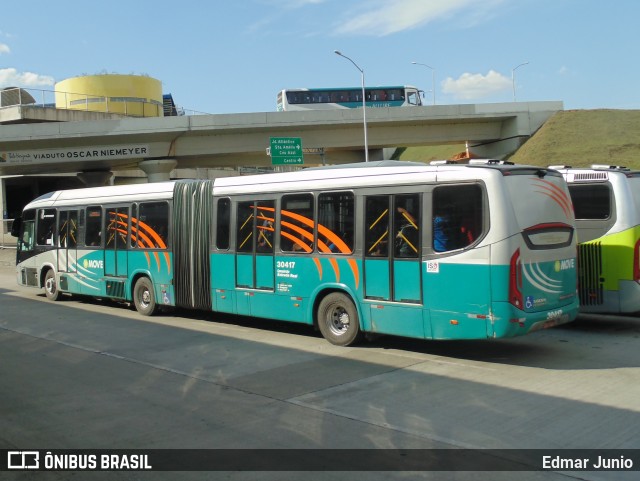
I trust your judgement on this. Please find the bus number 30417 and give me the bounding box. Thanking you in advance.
[276,261,296,269]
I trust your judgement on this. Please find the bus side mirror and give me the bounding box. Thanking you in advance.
[10,217,21,237]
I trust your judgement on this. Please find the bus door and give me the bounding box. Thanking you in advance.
[57,209,79,275]
[364,194,424,338]
[235,200,275,315]
[105,206,129,278]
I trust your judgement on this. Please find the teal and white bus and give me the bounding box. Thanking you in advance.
[13,161,579,346]
[276,86,422,111]
[553,165,640,314]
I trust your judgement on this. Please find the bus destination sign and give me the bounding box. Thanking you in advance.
[269,137,304,165]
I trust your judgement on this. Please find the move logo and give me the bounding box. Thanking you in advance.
[83,258,104,269]
[554,258,575,272]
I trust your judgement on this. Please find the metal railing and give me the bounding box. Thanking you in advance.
[1,219,16,249]
[0,87,210,117]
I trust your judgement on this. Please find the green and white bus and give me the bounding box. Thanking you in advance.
[13,161,579,345]
[553,165,640,314]
[277,86,422,111]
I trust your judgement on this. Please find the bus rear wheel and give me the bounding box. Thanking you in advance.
[133,277,157,316]
[44,269,60,301]
[317,292,362,346]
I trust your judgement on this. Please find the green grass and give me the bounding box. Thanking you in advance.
[397,109,640,169]
[393,144,466,163]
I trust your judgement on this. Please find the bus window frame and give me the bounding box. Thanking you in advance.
[84,206,103,248]
[214,197,232,251]
[18,209,36,253]
[429,182,487,255]
[105,205,131,251]
[568,183,613,221]
[36,208,57,247]
[317,190,355,255]
[280,193,315,254]
[134,200,170,250]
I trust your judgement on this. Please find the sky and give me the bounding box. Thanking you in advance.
[1,0,638,114]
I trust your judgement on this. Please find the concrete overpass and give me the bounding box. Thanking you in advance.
[1,101,562,181]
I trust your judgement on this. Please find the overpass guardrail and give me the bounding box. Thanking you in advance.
[0,87,209,118]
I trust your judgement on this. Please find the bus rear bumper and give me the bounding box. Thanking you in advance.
[579,280,640,314]
[491,300,579,338]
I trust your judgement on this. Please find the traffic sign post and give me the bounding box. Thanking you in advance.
[269,137,304,165]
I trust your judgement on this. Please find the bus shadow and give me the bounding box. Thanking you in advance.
[14,291,640,371]
[562,313,640,334]
[359,315,640,370]
[164,307,640,371]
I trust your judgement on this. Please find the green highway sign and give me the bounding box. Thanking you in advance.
[269,137,304,165]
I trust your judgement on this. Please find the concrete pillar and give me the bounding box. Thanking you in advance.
[0,177,7,239]
[77,170,113,187]
[368,149,385,162]
[138,159,177,183]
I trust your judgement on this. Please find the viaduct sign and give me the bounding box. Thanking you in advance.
[0,144,149,164]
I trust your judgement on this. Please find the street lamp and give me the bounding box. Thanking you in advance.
[334,50,369,162]
[411,61,436,105]
[512,61,529,102]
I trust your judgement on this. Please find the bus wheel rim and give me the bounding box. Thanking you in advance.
[328,307,349,336]
[140,289,151,308]
[45,277,55,295]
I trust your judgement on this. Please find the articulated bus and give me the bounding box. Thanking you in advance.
[553,165,640,314]
[276,86,422,111]
[13,161,579,346]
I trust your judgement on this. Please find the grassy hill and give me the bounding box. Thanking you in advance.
[398,109,640,169]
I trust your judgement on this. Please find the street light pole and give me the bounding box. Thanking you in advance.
[334,50,369,162]
[411,61,435,105]
[511,61,529,102]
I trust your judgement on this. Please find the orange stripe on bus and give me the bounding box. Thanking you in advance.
[281,209,352,254]
[348,259,359,289]
[329,258,340,283]
[280,221,314,243]
[313,257,323,279]
[280,231,313,253]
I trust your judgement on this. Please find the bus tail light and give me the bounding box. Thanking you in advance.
[509,249,523,309]
[634,238,640,282]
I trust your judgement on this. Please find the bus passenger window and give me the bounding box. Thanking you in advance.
[138,202,169,248]
[85,207,102,247]
[19,210,35,252]
[318,192,354,254]
[281,194,314,253]
[432,185,483,252]
[36,209,56,246]
[216,198,231,250]
[568,184,611,219]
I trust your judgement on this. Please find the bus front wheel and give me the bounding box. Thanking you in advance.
[133,277,157,316]
[44,269,60,301]
[317,292,362,346]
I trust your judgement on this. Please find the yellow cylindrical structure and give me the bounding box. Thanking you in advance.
[55,74,163,117]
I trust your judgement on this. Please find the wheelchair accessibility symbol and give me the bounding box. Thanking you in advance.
[525,296,534,309]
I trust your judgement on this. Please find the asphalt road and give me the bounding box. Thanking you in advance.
[1,250,639,480]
